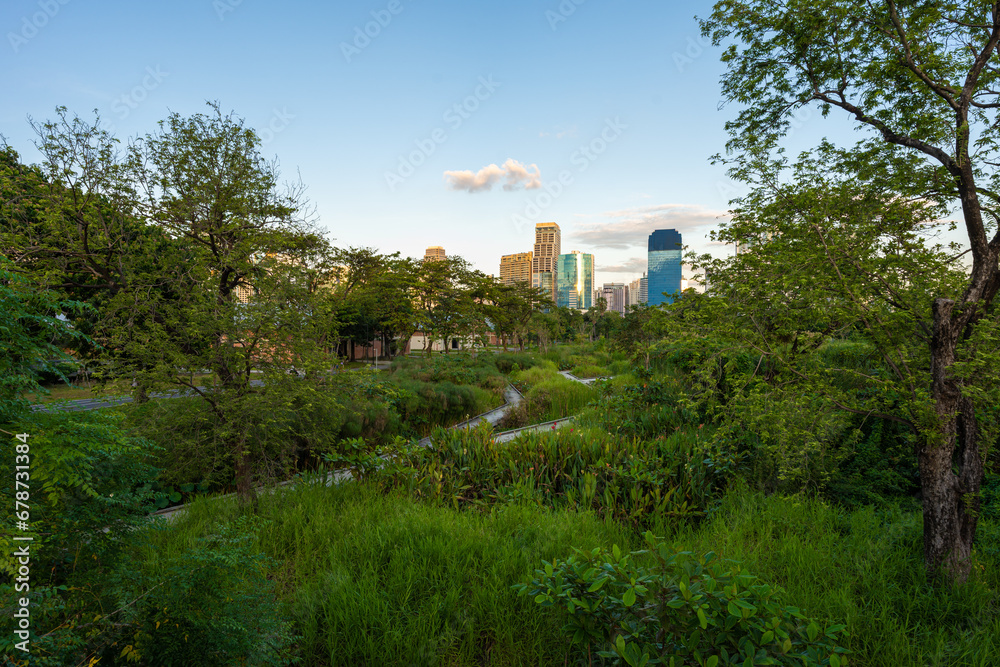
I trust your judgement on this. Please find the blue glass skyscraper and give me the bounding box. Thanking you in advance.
[647,229,682,306]
[556,251,594,310]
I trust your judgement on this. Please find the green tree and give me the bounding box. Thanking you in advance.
[117,103,331,505]
[494,280,551,350]
[701,0,1000,581]
[614,303,657,370]
[0,256,89,422]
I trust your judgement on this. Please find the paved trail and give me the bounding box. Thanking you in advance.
[151,371,607,520]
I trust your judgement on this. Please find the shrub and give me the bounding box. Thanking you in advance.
[494,351,538,374]
[390,352,503,387]
[106,516,299,666]
[515,531,849,666]
[123,370,407,491]
[395,379,501,434]
[579,375,702,439]
[328,424,739,528]
[0,410,158,580]
[571,363,608,379]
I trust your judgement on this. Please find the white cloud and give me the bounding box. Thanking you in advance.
[571,204,729,250]
[443,158,542,193]
[596,256,647,273]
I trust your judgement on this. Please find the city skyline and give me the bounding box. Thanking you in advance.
[0,0,846,288]
[4,1,960,285]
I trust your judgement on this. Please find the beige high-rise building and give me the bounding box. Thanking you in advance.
[531,222,560,304]
[424,246,446,262]
[600,282,630,315]
[499,252,533,285]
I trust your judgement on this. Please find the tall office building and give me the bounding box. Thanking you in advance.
[424,246,446,262]
[628,273,648,306]
[600,283,630,315]
[647,229,682,306]
[556,251,594,310]
[531,222,560,304]
[499,251,533,285]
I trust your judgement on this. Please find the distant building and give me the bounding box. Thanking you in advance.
[628,273,648,306]
[424,246,446,262]
[647,229,682,306]
[556,251,594,310]
[600,282,630,315]
[531,222,560,305]
[680,264,706,294]
[499,251,533,285]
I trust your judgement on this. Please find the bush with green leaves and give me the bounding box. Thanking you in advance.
[494,351,538,374]
[123,368,407,491]
[578,375,704,440]
[498,362,596,427]
[515,531,849,666]
[0,409,160,665]
[327,423,738,527]
[0,410,158,579]
[105,516,299,666]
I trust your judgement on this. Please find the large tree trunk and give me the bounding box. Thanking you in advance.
[234,442,258,511]
[922,298,983,583]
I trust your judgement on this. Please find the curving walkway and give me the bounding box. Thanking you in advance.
[153,371,608,520]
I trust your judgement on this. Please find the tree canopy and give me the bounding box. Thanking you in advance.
[701,0,1000,582]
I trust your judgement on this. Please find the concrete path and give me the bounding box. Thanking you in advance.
[151,374,599,520]
[448,384,524,430]
[493,417,576,443]
[558,370,611,386]
[30,378,271,413]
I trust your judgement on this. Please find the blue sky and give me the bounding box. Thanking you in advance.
[2,0,867,284]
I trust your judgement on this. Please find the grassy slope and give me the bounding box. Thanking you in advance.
[140,481,635,666]
[664,487,1000,667]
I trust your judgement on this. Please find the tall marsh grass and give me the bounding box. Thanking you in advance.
[135,482,635,665]
[666,486,1000,667]
[502,362,596,427]
[331,423,739,528]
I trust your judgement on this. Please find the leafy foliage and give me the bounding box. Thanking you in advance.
[328,423,738,528]
[516,532,849,666]
[106,516,298,666]
[0,256,91,423]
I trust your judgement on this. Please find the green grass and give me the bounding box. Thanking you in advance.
[25,373,216,403]
[138,481,635,666]
[664,485,1000,667]
[569,363,607,379]
[501,362,596,426]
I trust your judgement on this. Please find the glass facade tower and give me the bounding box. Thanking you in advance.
[647,229,682,306]
[556,251,594,310]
